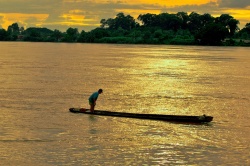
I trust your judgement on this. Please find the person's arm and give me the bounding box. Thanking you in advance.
[94,98,97,105]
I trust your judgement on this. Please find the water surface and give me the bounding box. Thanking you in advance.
[0,42,249,165]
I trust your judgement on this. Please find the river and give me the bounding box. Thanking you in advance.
[0,42,249,165]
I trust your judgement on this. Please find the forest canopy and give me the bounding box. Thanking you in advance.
[0,12,250,46]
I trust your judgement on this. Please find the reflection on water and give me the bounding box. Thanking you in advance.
[0,43,249,165]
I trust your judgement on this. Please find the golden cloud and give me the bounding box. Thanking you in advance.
[62,0,216,6]
[0,13,49,29]
[59,13,98,27]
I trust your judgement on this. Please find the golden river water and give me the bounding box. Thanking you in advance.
[0,42,249,165]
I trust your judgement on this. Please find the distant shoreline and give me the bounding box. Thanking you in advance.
[1,12,250,46]
[1,39,250,47]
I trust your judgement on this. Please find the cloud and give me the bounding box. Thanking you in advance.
[0,15,4,28]
[0,13,49,29]
[218,0,250,8]
[0,0,62,13]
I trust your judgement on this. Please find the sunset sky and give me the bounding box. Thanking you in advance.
[0,0,249,31]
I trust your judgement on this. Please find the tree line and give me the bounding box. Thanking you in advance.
[0,12,250,46]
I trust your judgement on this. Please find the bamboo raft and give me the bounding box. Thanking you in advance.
[69,108,213,123]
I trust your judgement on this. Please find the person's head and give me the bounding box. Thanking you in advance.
[98,89,103,94]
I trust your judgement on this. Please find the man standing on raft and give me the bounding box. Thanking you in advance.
[89,89,103,112]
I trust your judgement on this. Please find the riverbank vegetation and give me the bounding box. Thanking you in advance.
[0,12,250,46]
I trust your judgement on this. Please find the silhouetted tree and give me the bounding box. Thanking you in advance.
[138,13,157,27]
[177,12,189,29]
[200,13,214,27]
[227,19,240,36]
[196,23,228,45]
[23,29,42,41]
[100,13,137,30]
[188,12,202,34]
[90,28,110,41]
[235,22,250,39]
[216,14,239,36]
[0,29,8,41]
[0,11,247,45]
[159,13,182,31]
[62,27,79,42]
[7,23,20,40]
[77,30,87,42]
[7,23,19,34]
[51,29,63,42]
